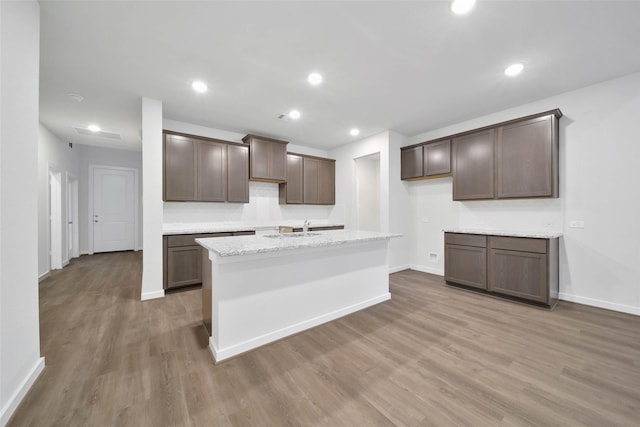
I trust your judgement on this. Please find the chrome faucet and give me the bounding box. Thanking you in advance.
[303,219,310,235]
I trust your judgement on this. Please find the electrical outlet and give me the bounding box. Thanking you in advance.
[428,252,438,262]
[569,220,585,229]
[422,217,430,223]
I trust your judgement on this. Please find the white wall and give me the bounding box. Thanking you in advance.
[37,124,80,278]
[406,72,640,315]
[76,144,143,253]
[355,154,380,232]
[141,98,164,301]
[331,131,390,231]
[388,131,412,271]
[329,131,412,271]
[0,2,45,425]
[162,119,340,226]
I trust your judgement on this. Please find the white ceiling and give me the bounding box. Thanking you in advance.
[39,1,640,151]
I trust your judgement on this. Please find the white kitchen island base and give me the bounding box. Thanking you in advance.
[198,232,396,363]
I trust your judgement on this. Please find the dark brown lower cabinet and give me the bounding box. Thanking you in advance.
[163,231,254,290]
[444,234,487,290]
[445,232,559,308]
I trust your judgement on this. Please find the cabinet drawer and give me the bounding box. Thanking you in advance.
[489,236,547,254]
[444,233,486,248]
[166,232,233,247]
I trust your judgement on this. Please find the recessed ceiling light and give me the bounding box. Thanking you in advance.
[88,124,101,132]
[451,0,476,15]
[504,63,524,77]
[350,128,360,136]
[307,72,323,86]
[192,81,208,93]
[289,110,301,120]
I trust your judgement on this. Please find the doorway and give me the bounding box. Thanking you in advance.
[89,165,138,253]
[49,169,63,270]
[355,153,380,232]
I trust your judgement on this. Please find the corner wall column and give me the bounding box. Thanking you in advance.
[141,97,164,300]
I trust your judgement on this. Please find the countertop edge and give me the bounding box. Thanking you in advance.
[196,232,401,257]
[443,228,562,239]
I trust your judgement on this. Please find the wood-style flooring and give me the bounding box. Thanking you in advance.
[9,251,640,426]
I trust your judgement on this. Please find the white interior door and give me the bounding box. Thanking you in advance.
[49,170,63,269]
[92,166,136,253]
[67,175,79,260]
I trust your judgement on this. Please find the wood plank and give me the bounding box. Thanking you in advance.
[9,254,640,426]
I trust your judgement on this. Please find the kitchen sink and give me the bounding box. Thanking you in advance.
[264,232,321,238]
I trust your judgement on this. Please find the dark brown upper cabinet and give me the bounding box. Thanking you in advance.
[164,134,197,201]
[401,145,423,179]
[163,131,249,203]
[279,153,335,205]
[242,134,288,183]
[424,139,451,176]
[496,114,559,199]
[452,129,496,200]
[303,157,319,204]
[317,158,335,205]
[400,140,451,180]
[403,109,562,202]
[227,144,249,203]
[279,153,304,204]
[197,141,227,202]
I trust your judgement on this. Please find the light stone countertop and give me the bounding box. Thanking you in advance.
[162,222,345,235]
[163,223,256,235]
[196,230,401,257]
[443,228,562,239]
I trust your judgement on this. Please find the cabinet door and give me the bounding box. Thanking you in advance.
[246,136,287,182]
[424,140,451,176]
[270,141,287,182]
[401,146,424,179]
[282,154,303,204]
[249,138,270,180]
[452,129,495,200]
[166,246,202,289]
[497,115,556,199]
[445,244,487,289]
[303,157,319,204]
[318,159,335,205]
[227,144,249,203]
[164,134,197,201]
[197,141,227,202]
[488,248,548,303]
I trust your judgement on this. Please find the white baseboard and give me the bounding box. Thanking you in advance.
[559,292,640,316]
[389,264,411,274]
[210,293,391,362]
[141,290,165,301]
[38,271,50,282]
[0,357,45,427]
[62,259,69,267]
[409,264,444,276]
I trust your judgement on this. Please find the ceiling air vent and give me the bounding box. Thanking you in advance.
[74,127,121,139]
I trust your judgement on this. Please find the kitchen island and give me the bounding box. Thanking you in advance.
[196,230,399,362]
